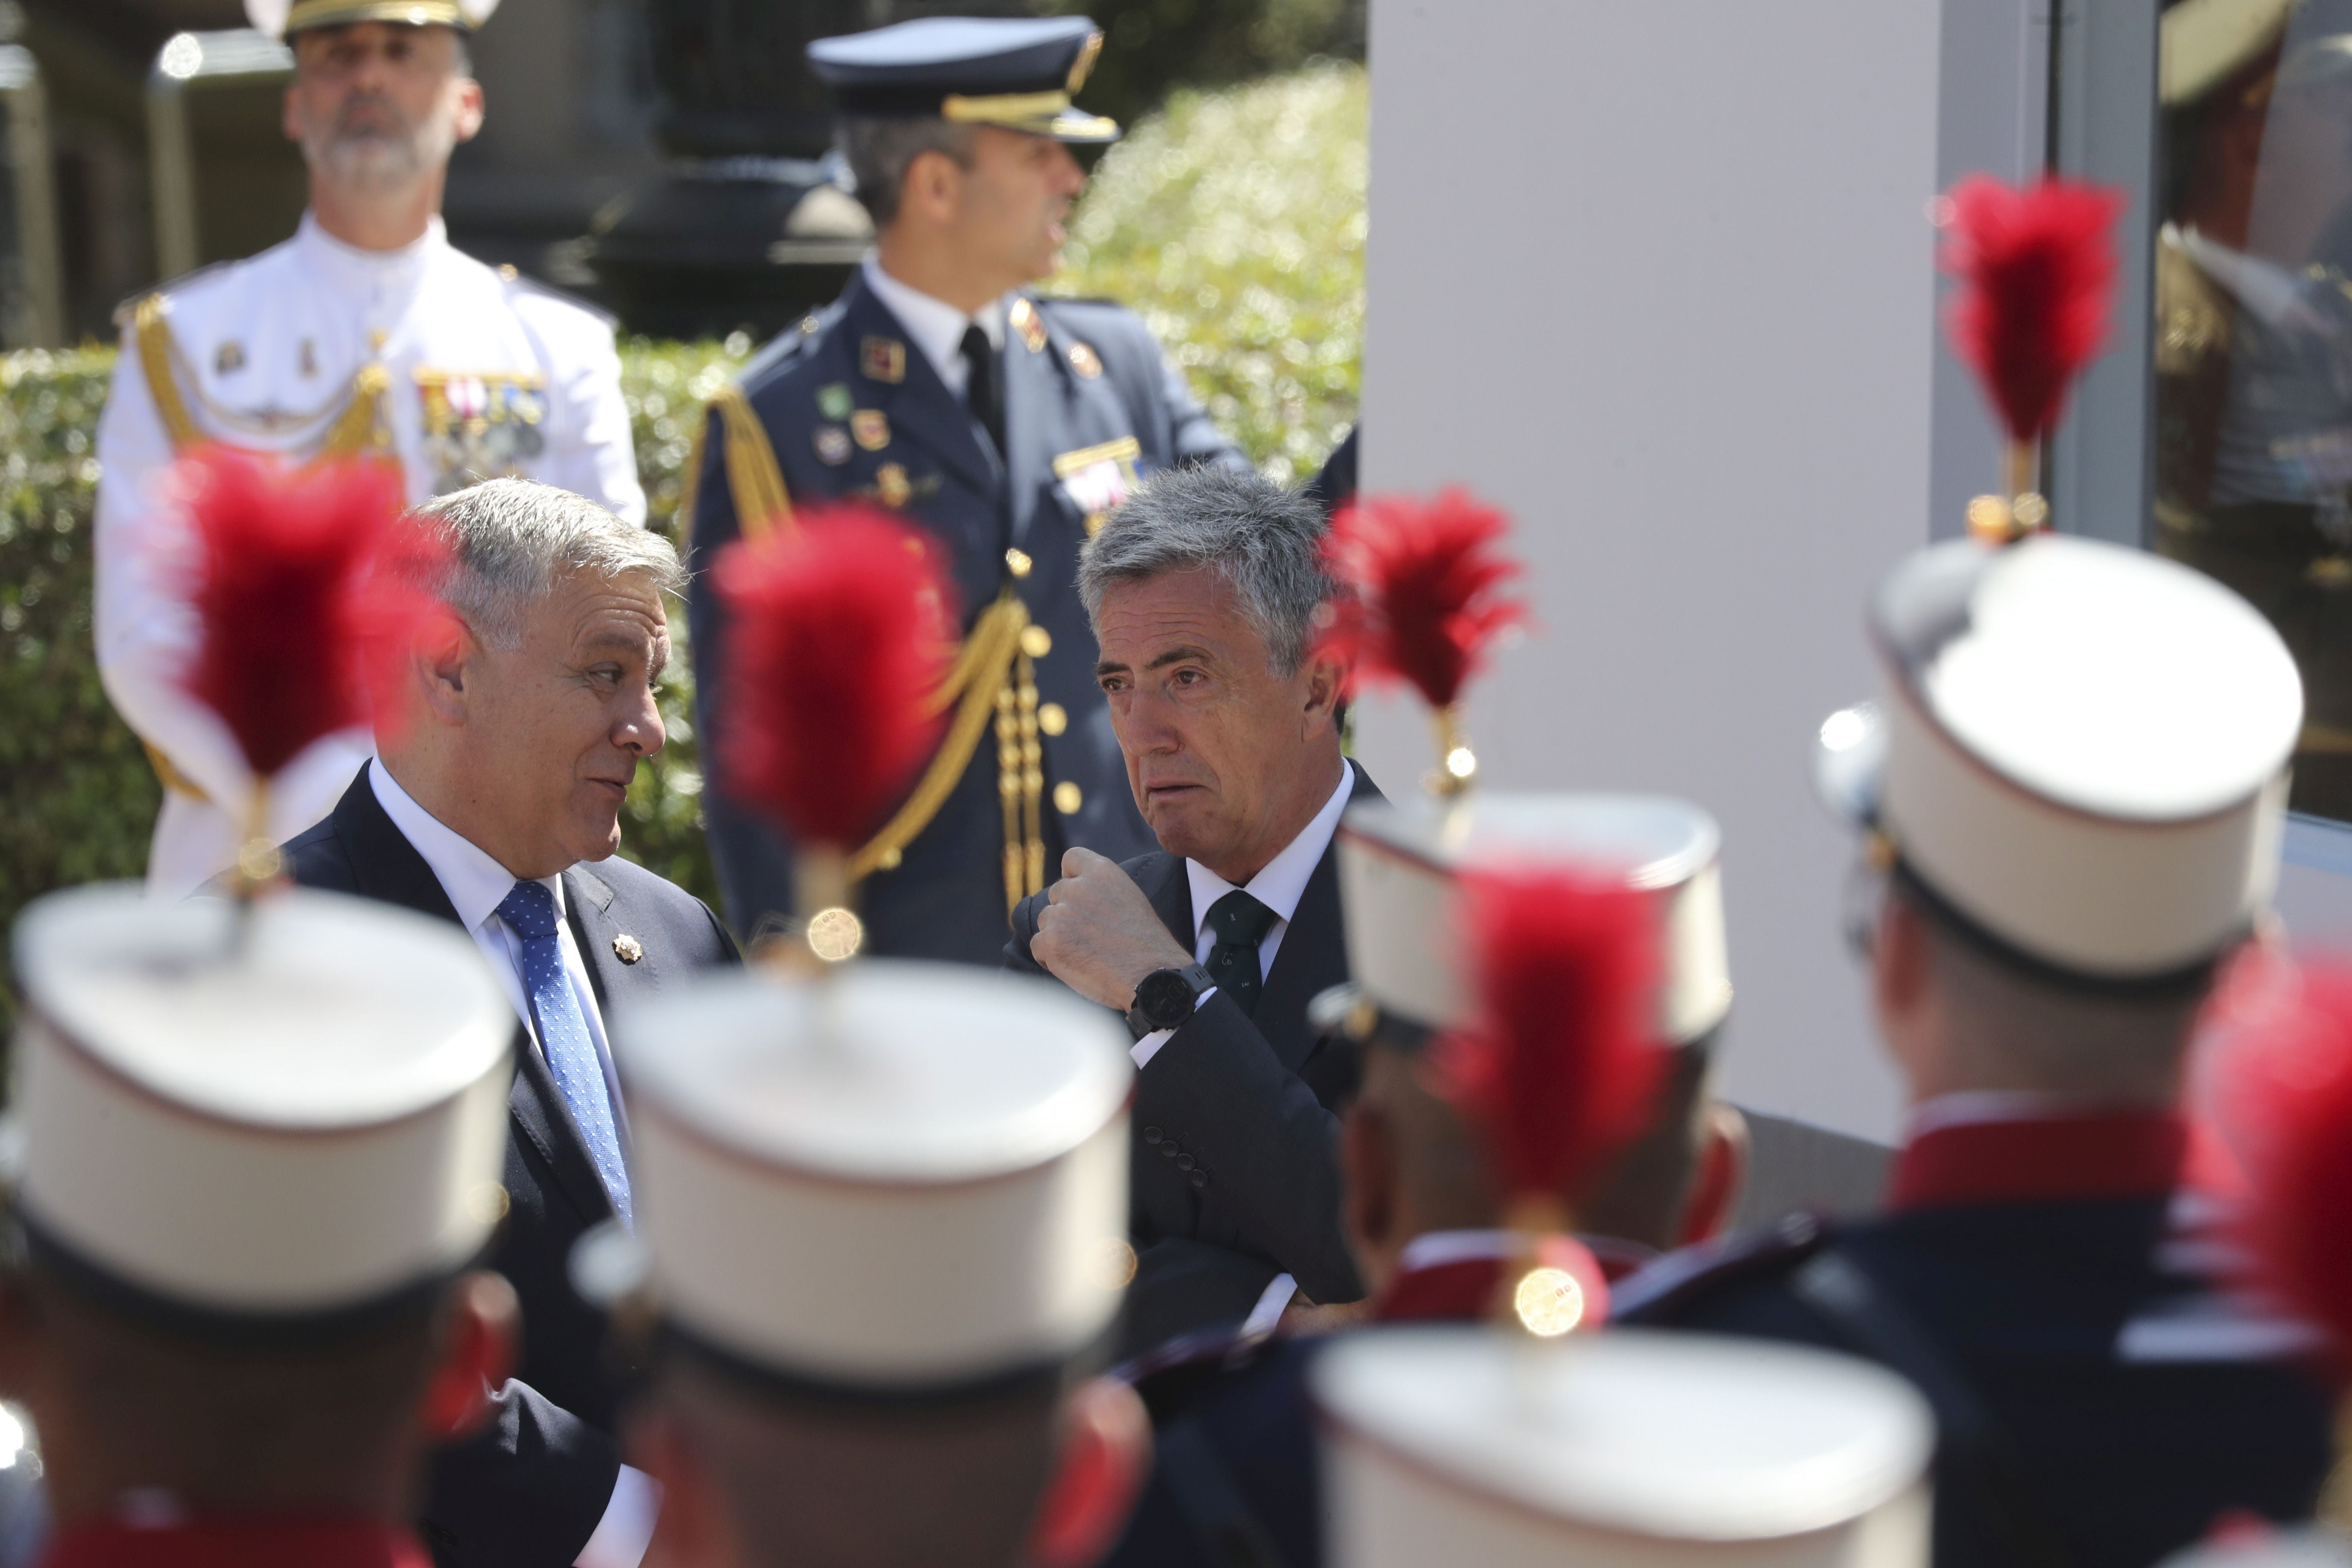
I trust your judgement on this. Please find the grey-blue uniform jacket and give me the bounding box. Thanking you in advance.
[686,269,1245,962]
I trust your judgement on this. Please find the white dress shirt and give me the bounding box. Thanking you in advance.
[95,211,646,900]
[364,763,656,1568]
[1130,761,1355,1072]
[860,254,1008,400]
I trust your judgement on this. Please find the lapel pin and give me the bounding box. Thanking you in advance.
[1067,341,1103,379]
[1011,299,1048,353]
[852,409,890,450]
[876,462,912,508]
[861,336,906,384]
[612,934,644,965]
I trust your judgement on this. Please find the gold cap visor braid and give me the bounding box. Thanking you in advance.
[940,90,1120,144]
[283,0,469,35]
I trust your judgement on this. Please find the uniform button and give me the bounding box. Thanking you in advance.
[1054,781,1082,815]
[1174,1154,1195,1172]
[1142,1126,1162,1145]
[1038,701,1067,736]
[1020,625,1052,658]
[1159,1142,1180,1159]
[1004,548,1033,579]
[1189,1170,1208,1189]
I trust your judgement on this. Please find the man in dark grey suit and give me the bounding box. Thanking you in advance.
[272,478,738,1568]
[1007,466,1372,1354]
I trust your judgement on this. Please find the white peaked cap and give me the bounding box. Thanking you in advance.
[1816,534,2302,980]
[244,0,499,42]
[1337,793,1732,1044]
[1313,1327,1934,1568]
[612,961,1133,1391]
[9,885,514,1319]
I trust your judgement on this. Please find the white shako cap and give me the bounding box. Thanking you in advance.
[9,884,514,1320]
[1312,1326,1933,1568]
[612,961,1133,1392]
[1337,793,1731,1044]
[1816,534,2302,980]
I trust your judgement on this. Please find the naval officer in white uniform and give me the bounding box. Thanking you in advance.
[94,0,645,897]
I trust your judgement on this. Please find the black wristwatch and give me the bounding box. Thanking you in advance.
[1125,963,1213,1042]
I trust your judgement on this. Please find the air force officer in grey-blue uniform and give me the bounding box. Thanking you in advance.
[685,16,1246,964]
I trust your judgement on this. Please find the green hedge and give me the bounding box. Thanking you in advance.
[0,64,1363,1026]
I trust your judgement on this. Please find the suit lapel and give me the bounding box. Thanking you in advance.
[337,766,615,1228]
[1001,294,1057,548]
[1138,852,1194,952]
[1255,761,1384,1072]
[848,277,1000,500]
[563,865,662,1011]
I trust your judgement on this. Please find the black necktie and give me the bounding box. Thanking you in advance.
[961,323,1004,455]
[1204,890,1279,1019]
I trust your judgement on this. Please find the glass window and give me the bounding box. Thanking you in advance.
[2153,0,2352,821]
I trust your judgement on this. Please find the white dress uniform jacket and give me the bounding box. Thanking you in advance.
[94,211,646,897]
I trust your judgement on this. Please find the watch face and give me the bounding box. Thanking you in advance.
[1136,968,1194,1024]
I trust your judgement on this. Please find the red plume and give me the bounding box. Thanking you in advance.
[176,445,433,779]
[1432,867,1669,1207]
[1939,174,2123,444]
[713,506,953,847]
[1314,490,1526,709]
[2221,956,2352,1374]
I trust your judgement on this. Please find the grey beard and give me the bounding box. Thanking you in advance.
[303,114,456,197]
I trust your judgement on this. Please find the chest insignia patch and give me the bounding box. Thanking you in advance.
[415,369,550,495]
[814,425,852,465]
[214,341,245,376]
[851,409,890,450]
[817,382,853,420]
[1053,436,1143,536]
[861,337,906,384]
[875,462,913,508]
[1067,340,1103,379]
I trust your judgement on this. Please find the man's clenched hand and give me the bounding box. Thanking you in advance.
[1031,847,1195,1012]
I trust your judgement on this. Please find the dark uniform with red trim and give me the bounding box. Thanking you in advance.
[1617,1111,2334,1568]
[684,18,1245,963]
[1101,1231,1632,1568]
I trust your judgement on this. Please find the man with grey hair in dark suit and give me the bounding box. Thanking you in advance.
[1007,465,1376,1353]
[269,477,739,1568]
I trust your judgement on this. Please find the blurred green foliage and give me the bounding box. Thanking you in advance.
[0,349,158,1029]
[1034,0,1364,134]
[1052,62,1366,485]
[0,64,1365,1019]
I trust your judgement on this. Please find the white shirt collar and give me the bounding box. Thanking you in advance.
[294,210,445,288]
[1185,762,1354,943]
[368,760,566,934]
[860,254,1008,392]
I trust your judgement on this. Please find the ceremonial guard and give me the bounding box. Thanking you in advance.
[582,958,1150,1568]
[1104,792,1749,1568]
[1616,530,2337,1568]
[685,15,1245,963]
[94,0,645,898]
[2,881,521,1568]
[1310,1327,1934,1568]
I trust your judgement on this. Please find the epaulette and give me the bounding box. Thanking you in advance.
[737,303,842,388]
[110,260,235,329]
[493,263,618,330]
[1610,1211,1832,1325]
[1113,1321,1283,1424]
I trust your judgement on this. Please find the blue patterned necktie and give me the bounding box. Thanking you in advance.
[496,879,632,1224]
[1204,889,1279,1019]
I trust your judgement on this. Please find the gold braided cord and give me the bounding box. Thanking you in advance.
[996,679,1023,912]
[132,294,199,451]
[319,363,390,457]
[1017,651,1045,897]
[847,591,1032,888]
[710,384,794,540]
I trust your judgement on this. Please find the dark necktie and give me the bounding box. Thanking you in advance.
[962,322,1005,455]
[1204,889,1279,1019]
[496,879,632,1224]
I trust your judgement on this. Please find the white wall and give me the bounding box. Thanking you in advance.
[1359,0,1958,1142]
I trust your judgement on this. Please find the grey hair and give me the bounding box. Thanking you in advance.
[412,478,681,650]
[1078,466,1335,676]
[836,116,977,228]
